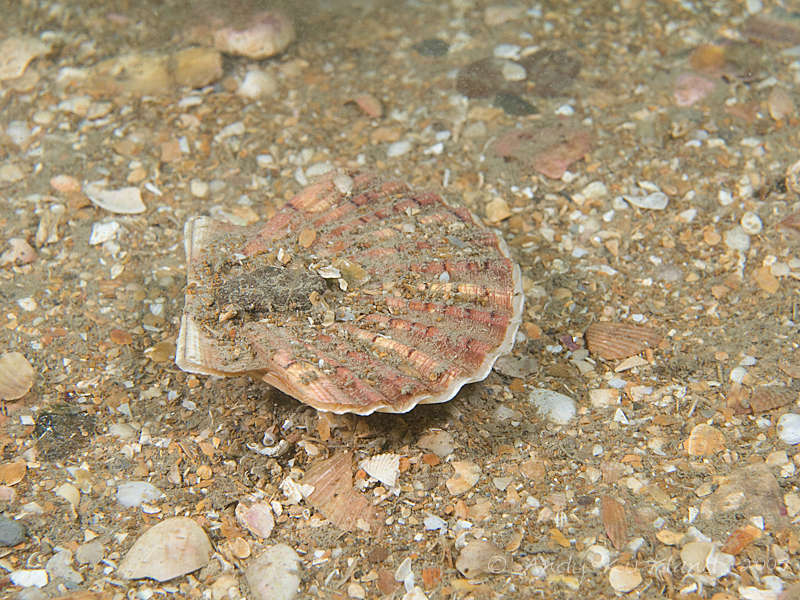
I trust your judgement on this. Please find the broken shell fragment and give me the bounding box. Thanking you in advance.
[455,540,509,577]
[301,451,384,533]
[585,321,662,360]
[176,172,524,414]
[0,352,35,400]
[117,517,212,582]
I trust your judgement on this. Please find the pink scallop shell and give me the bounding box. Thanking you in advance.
[176,172,523,414]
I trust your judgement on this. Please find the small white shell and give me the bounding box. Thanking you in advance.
[359,453,401,488]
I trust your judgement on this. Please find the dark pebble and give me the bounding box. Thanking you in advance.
[519,49,581,97]
[493,93,537,116]
[34,406,96,461]
[413,38,449,57]
[456,57,523,98]
[0,515,26,546]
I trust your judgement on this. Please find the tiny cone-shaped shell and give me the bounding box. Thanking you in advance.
[176,171,524,414]
[117,517,212,582]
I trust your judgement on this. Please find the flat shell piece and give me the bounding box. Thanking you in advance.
[117,517,212,582]
[176,171,523,414]
[301,451,384,533]
[0,352,35,400]
[585,321,662,360]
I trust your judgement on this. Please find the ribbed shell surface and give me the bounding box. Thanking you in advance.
[176,172,524,414]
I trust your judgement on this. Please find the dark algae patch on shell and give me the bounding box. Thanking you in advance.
[177,171,524,414]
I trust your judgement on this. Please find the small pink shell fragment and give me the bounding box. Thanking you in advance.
[235,501,275,539]
[674,73,715,107]
[0,238,36,266]
[491,123,592,179]
[350,93,383,118]
[50,174,81,194]
[213,11,295,59]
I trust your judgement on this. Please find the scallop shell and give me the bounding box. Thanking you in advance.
[302,451,384,533]
[176,171,524,414]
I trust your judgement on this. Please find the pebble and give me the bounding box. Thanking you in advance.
[623,191,669,210]
[58,95,91,116]
[777,413,800,445]
[333,173,354,195]
[117,481,164,507]
[681,541,712,572]
[32,110,53,125]
[118,517,212,582]
[528,388,576,424]
[501,60,526,81]
[718,188,734,206]
[50,174,81,193]
[493,43,521,60]
[412,38,449,57]
[238,69,278,99]
[446,460,481,495]
[417,430,455,457]
[305,162,334,178]
[75,540,104,565]
[190,179,209,198]
[484,4,525,26]
[485,197,511,223]
[740,211,763,234]
[7,121,33,147]
[493,92,537,116]
[423,514,447,532]
[608,565,642,593]
[216,121,245,141]
[706,547,735,578]
[89,221,120,246]
[10,569,48,588]
[0,36,50,80]
[45,549,83,585]
[0,515,26,546]
[387,140,412,157]
[236,501,275,539]
[724,226,751,252]
[213,10,295,59]
[767,87,794,120]
[245,544,302,600]
[456,540,508,577]
[211,574,240,600]
[0,163,25,183]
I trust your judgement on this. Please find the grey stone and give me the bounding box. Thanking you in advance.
[0,515,26,546]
